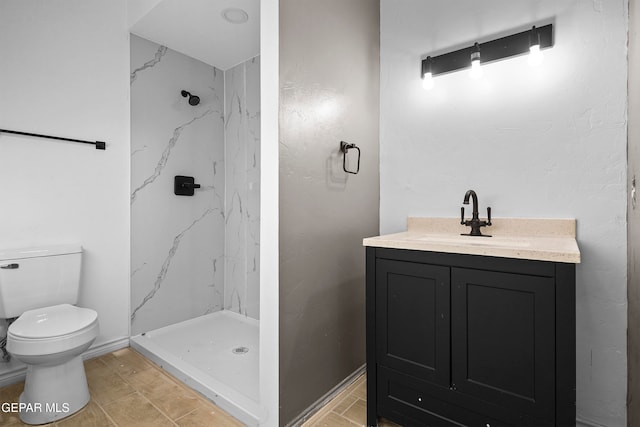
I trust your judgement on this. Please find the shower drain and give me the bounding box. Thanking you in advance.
[232,346,249,355]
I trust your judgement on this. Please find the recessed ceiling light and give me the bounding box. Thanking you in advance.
[222,8,249,24]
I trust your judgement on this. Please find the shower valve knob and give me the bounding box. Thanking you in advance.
[174,175,200,196]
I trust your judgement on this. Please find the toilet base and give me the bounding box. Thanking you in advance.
[18,354,90,425]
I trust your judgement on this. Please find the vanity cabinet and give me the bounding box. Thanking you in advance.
[366,247,576,427]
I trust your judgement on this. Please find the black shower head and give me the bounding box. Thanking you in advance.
[181,90,200,106]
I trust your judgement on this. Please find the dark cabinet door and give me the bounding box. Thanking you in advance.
[376,259,450,386]
[451,267,556,423]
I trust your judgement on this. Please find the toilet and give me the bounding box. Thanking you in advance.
[0,244,99,425]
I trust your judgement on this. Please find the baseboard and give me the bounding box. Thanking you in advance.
[576,416,608,427]
[287,364,366,427]
[0,365,26,388]
[0,336,130,388]
[83,336,130,360]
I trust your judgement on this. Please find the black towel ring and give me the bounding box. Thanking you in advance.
[340,141,360,174]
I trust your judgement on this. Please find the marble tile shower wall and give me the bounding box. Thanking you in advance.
[224,57,261,319]
[130,35,225,335]
[130,36,261,334]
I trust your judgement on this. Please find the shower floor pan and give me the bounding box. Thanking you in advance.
[130,310,260,426]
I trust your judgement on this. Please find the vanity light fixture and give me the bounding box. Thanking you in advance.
[421,23,553,89]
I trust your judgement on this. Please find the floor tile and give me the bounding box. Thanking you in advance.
[342,398,367,425]
[102,392,174,427]
[55,400,115,427]
[0,381,28,426]
[99,348,153,378]
[332,394,358,415]
[311,411,359,427]
[1,364,390,427]
[349,380,367,400]
[379,418,402,427]
[0,381,23,404]
[175,404,244,427]
[300,401,334,426]
[0,347,247,427]
[0,411,27,426]
[128,368,200,420]
[86,364,136,406]
[84,357,108,372]
[300,374,403,427]
[0,401,55,427]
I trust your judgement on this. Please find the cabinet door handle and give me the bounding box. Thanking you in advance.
[0,263,18,269]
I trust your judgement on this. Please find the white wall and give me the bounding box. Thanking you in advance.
[127,0,162,27]
[0,0,130,360]
[380,1,627,425]
[259,0,279,424]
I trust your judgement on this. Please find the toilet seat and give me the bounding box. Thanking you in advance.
[9,304,97,338]
[8,304,99,356]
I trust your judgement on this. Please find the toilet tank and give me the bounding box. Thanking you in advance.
[0,245,82,318]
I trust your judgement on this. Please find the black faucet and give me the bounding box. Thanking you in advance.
[460,190,492,236]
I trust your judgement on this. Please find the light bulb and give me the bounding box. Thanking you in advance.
[422,72,434,90]
[470,57,483,79]
[528,44,544,66]
[469,45,482,79]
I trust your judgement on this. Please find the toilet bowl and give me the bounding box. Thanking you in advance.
[7,304,99,425]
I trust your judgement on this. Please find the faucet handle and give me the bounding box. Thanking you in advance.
[487,207,492,226]
[460,207,465,225]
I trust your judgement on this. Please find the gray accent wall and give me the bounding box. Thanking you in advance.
[278,0,380,424]
[629,0,640,423]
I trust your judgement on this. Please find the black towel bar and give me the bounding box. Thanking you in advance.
[0,128,106,150]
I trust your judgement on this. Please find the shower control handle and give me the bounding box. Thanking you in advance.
[0,263,19,269]
[174,175,201,196]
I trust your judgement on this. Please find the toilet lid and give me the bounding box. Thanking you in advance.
[9,304,98,339]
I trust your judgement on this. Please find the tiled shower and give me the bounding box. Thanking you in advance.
[130,34,260,331]
[129,34,260,425]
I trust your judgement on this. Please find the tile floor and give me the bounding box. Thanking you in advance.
[0,348,400,426]
[300,375,399,427]
[0,347,242,426]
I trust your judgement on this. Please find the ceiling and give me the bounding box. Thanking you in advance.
[129,0,259,70]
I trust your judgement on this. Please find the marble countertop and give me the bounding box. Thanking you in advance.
[363,217,581,264]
